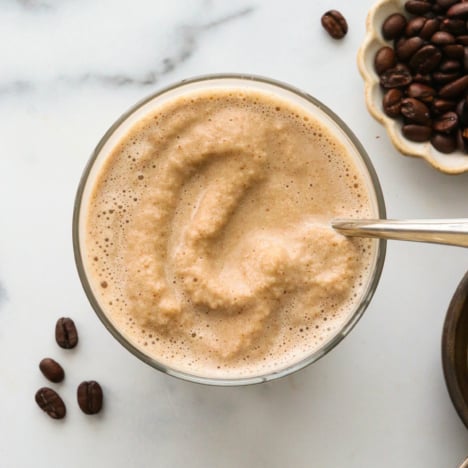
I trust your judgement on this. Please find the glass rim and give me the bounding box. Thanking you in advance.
[72,73,387,386]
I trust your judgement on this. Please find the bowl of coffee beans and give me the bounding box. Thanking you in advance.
[358,0,468,173]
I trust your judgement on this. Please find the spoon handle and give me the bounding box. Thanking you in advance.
[331,219,468,248]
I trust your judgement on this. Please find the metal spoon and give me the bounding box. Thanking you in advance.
[331,218,468,248]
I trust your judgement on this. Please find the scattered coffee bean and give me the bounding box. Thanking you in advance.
[375,0,468,153]
[77,381,103,415]
[321,10,348,39]
[35,387,66,419]
[55,317,78,349]
[39,358,65,383]
[382,13,407,40]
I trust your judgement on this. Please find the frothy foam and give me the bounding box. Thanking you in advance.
[82,87,377,379]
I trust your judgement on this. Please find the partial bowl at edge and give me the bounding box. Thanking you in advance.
[358,0,468,174]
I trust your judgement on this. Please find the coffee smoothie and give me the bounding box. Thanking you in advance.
[80,82,378,379]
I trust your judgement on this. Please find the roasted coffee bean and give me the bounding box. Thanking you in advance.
[35,387,66,419]
[321,10,348,39]
[382,13,407,40]
[402,123,432,141]
[432,98,457,113]
[377,2,468,153]
[374,46,397,74]
[439,74,468,97]
[39,358,64,383]
[457,128,468,150]
[401,97,431,123]
[443,43,465,58]
[436,0,459,9]
[447,2,468,17]
[383,89,403,117]
[420,18,441,39]
[456,96,468,124]
[380,65,413,87]
[409,44,442,73]
[431,31,456,45]
[413,72,433,83]
[77,381,103,415]
[406,16,427,36]
[431,133,457,152]
[405,1,433,15]
[433,111,459,132]
[440,18,466,35]
[440,58,461,72]
[407,82,436,102]
[432,70,461,83]
[396,36,426,61]
[55,317,78,349]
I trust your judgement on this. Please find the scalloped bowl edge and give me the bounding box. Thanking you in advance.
[357,0,468,175]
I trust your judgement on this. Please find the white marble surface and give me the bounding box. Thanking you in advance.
[1,0,467,466]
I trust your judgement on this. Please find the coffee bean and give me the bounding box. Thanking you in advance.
[439,74,468,97]
[433,111,459,132]
[447,2,468,17]
[382,13,407,40]
[413,72,433,84]
[409,44,442,73]
[380,65,413,88]
[420,18,441,39]
[431,31,456,45]
[374,46,397,74]
[35,387,66,419]
[406,16,428,36]
[443,43,465,58]
[77,381,103,415]
[440,58,461,72]
[401,97,432,123]
[396,36,426,61]
[436,0,459,9]
[432,70,461,83]
[407,82,436,102]
[456,96,468,124]
[431,133,457,152]
[440,18,466,34]
[405,1,433,15]
[55,317,78,349]
[432,98,457,113]
[377,1,468,153]
[457,128,468,150]
[383,89,403,117]
[39,358,64,383]
[321,10,348,39]
[402,123,432,141]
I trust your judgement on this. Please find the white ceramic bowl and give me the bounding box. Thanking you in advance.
[358,0,468,174]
